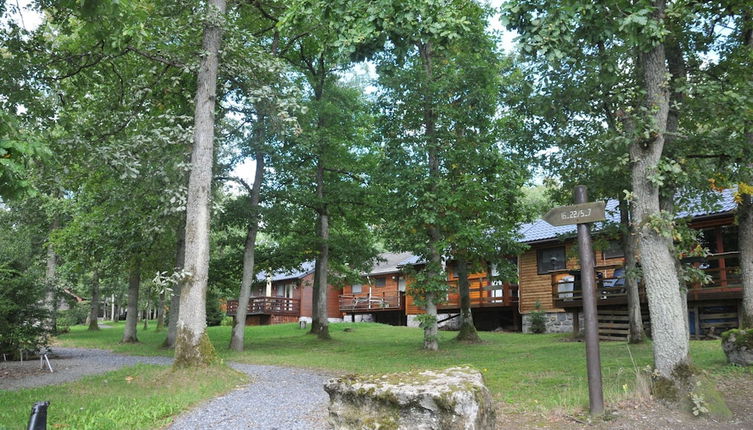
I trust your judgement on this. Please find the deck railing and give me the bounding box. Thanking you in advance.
[440,280,519,308]
[226,296,300,316]
[339,291,401,311]
[551,252,742,305]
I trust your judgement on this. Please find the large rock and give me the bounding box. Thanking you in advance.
[324,366,496,430]
[721,328,753,366]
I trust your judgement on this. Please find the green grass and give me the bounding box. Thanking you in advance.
[56,322,753,412]
[0,363,245,430]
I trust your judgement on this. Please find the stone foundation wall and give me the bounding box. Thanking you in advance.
[522,311,583,334]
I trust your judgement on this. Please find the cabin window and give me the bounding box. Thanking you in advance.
[374,277,386,288]
[398,277,406,292]
[352,284,362,294]
[722,225,738,252]
[537,246,566,274]
[603,240,624,259]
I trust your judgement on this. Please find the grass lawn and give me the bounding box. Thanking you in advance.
[0,363,245,430]
[55,322,752,412]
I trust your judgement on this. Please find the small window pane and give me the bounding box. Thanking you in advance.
[537,247,566,274]
[374,277,386,287]
[603,240,624,259]
[352,284,362,294]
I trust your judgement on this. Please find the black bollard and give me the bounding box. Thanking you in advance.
[27,401,49,430]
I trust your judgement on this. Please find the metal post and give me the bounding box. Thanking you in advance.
[27,401,49,430]
[574,185,604,415]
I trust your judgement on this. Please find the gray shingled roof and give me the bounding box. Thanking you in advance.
[368,252,416,276]
[518,188,737,244]
[255,261,315,282]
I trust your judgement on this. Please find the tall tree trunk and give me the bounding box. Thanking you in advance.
[630,6,690,378]
[164,215,186,347]
[739,12,753,329]
[620,199,644,343]
[87,271,100,331]
[741,192,753,328]
[309,257,321,334]
[174,0,225,367]
[455,256,481,342]
[312,160,331,340]
[661,192,690,340]
[230,150,266,351]
[122,259,141,343]
[156,290,165,331]
[45,216,60,331]
[420,40,440,351]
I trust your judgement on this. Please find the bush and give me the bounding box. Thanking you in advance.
[205,290,224,327]
[0,271,52,358]
[57,302,90,333]
[529,301,547,334]
[220,315,234,326]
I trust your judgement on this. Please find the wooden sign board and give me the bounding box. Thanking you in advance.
[543,201,606,227]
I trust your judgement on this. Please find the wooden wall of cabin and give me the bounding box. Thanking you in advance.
[518,241,626,314]
[297,273,344,319]
[342,274,401,298]
[404,267,489,316]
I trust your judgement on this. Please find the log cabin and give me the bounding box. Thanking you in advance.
[517,189,742,339]
[226,261,344,326]
[227,189,743,338]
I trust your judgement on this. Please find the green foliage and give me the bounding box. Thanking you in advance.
[0,111,49,200]
[0,270,52,358]
[205,289,224,327]
[57,302,91,333]
[528,301,547,334]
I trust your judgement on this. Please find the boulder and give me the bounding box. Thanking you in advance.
[324,366,495,430]
[721,328,753,366]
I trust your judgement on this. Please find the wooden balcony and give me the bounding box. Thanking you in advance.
[226,296,300,316]
[552,252,742,309]
[339,291,402,312]
[439,280,519,310]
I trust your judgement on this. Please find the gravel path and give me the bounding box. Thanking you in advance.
[1,347,333,429]
[167,363,331,430]
[0,347,172,390]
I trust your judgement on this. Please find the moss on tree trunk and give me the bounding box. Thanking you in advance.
[173,327,218,368]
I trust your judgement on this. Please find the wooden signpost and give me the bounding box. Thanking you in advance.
[543,201,606,227]
[544,186,605,415]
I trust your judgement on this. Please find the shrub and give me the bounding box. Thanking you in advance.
[220,315,234,326]
[57,302,90,327]
[205,289,224,327]
[0,271,52,358]
[529,301,547,334]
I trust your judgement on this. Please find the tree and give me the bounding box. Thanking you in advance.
[370,0,517,350]
[174,0,226,367]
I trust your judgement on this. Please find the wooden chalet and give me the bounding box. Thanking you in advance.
[226,261,343,326]
[226,190,743,337]
[517,189,742,339]
[339,253,521,330]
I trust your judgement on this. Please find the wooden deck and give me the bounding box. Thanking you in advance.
[552,252,742,309]
[226,297,300,316]
[438,281,519,311]
[339,292,402,313]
